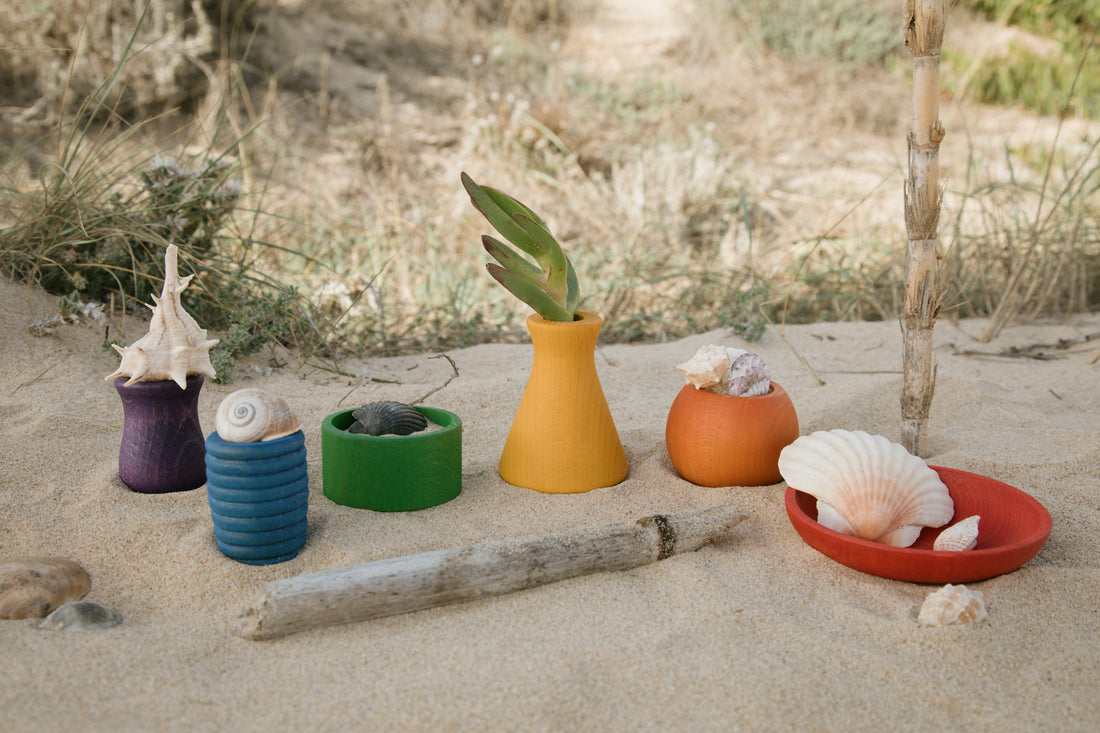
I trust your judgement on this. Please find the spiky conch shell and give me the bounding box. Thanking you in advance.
[917,584,987,626]
[104,245,218,389]
[778,429,954,547]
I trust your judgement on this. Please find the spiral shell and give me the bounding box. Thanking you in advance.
[348,401,427,436]
[917,584,987,627]
[214,389,300,443]
[934,515,980,552]
[778,429,954,547]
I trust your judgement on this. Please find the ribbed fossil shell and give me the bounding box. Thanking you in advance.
[348,401,427,436]
[725,351,770,397]
[676,345,771,397]
[918,584,987,626]
[39,600,123,631]
[104,245,219,388]
[778,429,954,547]
[934,515,980,552]
[215,389,301,442]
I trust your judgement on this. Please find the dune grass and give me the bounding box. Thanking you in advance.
[0,0,1096,380]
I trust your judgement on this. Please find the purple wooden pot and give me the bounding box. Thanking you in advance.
[114,375,207,493]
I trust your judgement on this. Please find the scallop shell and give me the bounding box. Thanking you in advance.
[104,245,219,388]
[676,345,771,396]
[917,584,987,626]
[39,600,123,631]
[778,429,954,547]
[934,515,980,552]
[215,389,300,442]
[725,351,770,397]
[348,401,427,436]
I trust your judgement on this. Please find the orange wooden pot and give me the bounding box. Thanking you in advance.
[498,311,628,493]
[665,382,799,487]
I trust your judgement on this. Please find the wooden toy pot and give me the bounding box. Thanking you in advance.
[665,382,799,487]
[498,311,628,493]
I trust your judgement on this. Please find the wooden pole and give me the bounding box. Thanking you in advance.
[902,0,950,456]
[234,504,746,640]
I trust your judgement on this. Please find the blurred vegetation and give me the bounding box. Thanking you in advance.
[953,0,1099,118]
[0,0,1097,379]
[744,0,902,65]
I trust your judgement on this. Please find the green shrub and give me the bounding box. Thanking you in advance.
[746,0,902,64]
[953,0,1099,118]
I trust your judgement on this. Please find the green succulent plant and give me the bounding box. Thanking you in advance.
[461,172,580,322]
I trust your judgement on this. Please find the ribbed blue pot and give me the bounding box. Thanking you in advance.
[205,430,309,565]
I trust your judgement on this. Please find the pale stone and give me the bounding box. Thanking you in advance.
[0,557,91,619]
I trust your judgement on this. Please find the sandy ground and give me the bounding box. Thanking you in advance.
[2,275,1098,731]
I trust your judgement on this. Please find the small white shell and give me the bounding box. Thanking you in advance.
[676,344,730,391]
[934,515,980,552]
[214,389,300,443]
[917,584,987,626]
[676,345,771,396]
[778,429,954,547]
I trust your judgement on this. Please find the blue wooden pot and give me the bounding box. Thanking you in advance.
[205,430,309,565]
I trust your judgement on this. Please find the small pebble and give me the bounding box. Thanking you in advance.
[39,601,122,631]
[0,557,91,619]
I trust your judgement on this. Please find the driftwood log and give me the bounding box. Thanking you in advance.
[234,504,746,640]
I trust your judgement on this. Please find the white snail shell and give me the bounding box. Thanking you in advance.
[214,389,300,443]
[933,515,980,552]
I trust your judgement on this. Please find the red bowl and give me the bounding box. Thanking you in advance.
[784,465,1052,583]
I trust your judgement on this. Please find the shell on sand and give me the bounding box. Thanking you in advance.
[39,600,122,631]
[778,429,954,547]
[0,557,91,619]
[215,389,301,443]
[934,515,980,552]
[104,244,219,388]
[918,584,987,626]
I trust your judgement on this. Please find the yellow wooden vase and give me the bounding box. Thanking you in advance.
[499,311,628,493]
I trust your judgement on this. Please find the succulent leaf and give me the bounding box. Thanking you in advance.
[486,264,572,322]
[482,235,543,282]
[565,255,580,314]
[462,171,579,322]
[461,173,544,262]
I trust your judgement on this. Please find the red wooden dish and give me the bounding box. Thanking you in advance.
[784,465,1052,583]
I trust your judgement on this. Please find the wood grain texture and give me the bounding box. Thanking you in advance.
[234,504,746,640]
[498,311,628,492]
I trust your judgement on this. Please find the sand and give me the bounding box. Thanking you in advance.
[2,275,1098,731]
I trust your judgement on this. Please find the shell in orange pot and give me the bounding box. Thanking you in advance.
[665,382,799,487]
